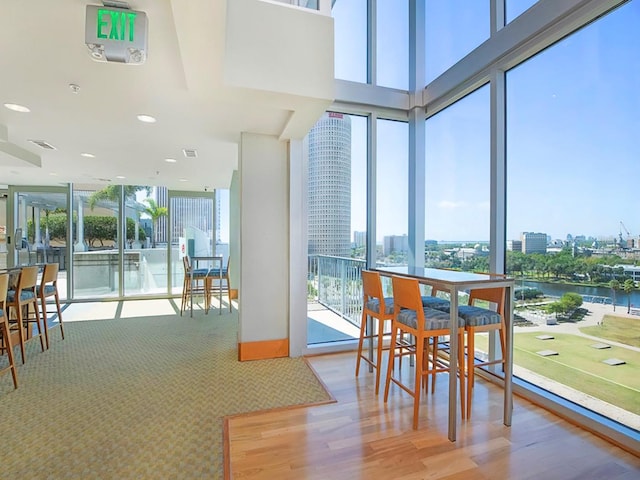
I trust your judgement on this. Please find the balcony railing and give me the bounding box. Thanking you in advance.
[309,255,366,328]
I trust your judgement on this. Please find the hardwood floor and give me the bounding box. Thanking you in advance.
[226,351,639,479]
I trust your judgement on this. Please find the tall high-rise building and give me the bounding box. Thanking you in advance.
[308,112,351,256]
[153,187,214,246]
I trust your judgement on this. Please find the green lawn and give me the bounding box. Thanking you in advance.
[581,315,640,348]
[474,331,640,414]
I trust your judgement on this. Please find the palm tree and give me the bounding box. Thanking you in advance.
[622,278,635,314]
[610,279,620,312]
[142,198,168,248]
[88,185,150,210]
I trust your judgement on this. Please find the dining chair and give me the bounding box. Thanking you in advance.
[355,270,394,394]
[180,256,211,315]
[460,287,506,419]
[384,275,466,429]
[5,266,46,363]
[37,263,65,349]
[0,273,19,389]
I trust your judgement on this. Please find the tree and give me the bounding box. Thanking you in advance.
[610,279,620,312]
[622,278,635,314]
[88,185,150,209]
[142,198,168,248]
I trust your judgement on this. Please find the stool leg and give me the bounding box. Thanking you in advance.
[1,317,18,388]
[54,291,65,340]
[13,305,27,364]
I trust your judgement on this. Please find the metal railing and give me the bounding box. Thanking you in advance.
[309,254,366,327]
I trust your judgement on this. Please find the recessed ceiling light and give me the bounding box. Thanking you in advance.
[137,114,156,123]
[116,175,126,179]
[165,158,177,163]
[81,152,95,158]
[49,172,58,176]
[179,178,188,182]
[4,103,30,113]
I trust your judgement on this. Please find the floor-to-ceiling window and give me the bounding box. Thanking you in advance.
[307,112,368,346]
[325,0,638,444]
[376,119,409,267]
[425,85,490,271]
[505,0,640,428]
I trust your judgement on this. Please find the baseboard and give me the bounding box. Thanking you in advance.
[238,338,289,361]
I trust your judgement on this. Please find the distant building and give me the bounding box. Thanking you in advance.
[383,234,408,256]
[521,232,547,254]
[507,240,522,252]
[353,231,366,248]
[308,112,352,256]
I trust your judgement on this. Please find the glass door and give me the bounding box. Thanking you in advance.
[7,186,69,300]
[71,185,120,299]
[167,191,215,295]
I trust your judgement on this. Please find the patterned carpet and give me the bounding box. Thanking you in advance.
[0,309,331,479]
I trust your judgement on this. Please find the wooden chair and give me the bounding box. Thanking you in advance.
[37,263,65,349]
[180,256,211,315]
[384,275,466,429]
[0,273,18,389]
[461,287,506,419]
[5,266,45,363]
[355,270,394,394]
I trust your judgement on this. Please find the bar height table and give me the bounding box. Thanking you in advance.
[374,266,515,442]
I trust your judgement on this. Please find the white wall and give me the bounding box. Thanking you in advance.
[238,133,289,343]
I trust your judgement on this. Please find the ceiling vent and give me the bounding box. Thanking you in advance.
[28,139,56,150]
[183,148,198,158]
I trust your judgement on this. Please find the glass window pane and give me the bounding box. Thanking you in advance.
[377,0,409,89]
[333,0,368,83]
[73,186,120,299]
[124,186,165,296]
[377,118,408,266]
[506,1,640,426]
[307,112,367,345]
[506,0,538,24]
[425,85,490,271]
[425,0,490,85]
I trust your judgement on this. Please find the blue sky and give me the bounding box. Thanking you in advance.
[333,0,639,243]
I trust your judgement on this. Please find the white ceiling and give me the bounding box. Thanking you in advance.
[0,0,332,192]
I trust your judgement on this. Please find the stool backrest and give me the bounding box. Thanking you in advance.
[42,263,59,285]
[362,270,383,302]
[18,266,39,290]
[468,287,505,316]
[391,275,424,313]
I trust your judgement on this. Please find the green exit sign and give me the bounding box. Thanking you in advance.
[85,5,148,64]
[96,8,138,42]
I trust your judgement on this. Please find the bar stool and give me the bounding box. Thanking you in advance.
[5,266,45,363]
[384,275,466,429]
[37,263,65,349]
[461,287,505,419]
[0,273,19,389]
[355,270,394,394]
[180,256,211,315]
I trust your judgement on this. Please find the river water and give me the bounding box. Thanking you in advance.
[523,280,640,308]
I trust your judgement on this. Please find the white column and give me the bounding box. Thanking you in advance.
[34,207,43,247]
[289,138,307,357]
[238,132,289,355]
[75,196,86,252]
